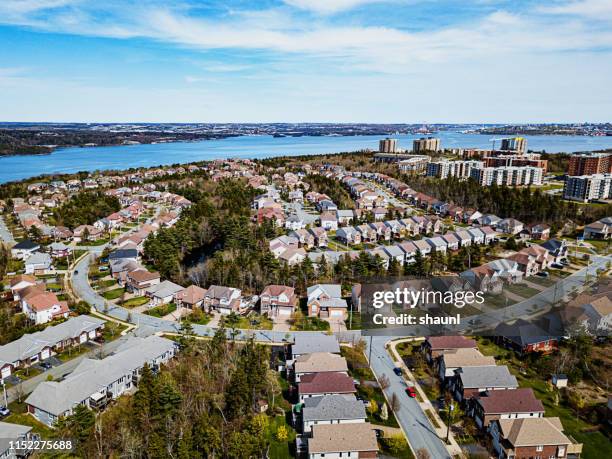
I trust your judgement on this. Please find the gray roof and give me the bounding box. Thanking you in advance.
[0,421,32,456]
[0,315,105,366]
[303,394,366,422]
[145,280,184,298]
[25,335,176,417]
[307,284,342,300]
[456,365,518,389]
[292,334,340,356]
[25,252,52,266]
[383,245,404,258]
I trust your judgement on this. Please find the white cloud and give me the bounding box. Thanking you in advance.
[539,0,612,21]
[283,0,385,14]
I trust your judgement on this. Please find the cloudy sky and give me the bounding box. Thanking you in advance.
[0,0,611,123]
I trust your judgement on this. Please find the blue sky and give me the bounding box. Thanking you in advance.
[0,0,611,123]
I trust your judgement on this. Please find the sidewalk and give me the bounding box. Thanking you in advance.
[387,338,464,458]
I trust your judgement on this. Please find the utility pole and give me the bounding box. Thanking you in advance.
[1,379,8,408]
[368,335,373,363]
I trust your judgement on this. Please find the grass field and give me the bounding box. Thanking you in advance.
[119,296,149,308]
[102,287,125,300]
[144,303,177,317]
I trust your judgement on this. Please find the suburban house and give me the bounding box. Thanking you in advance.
[25,335,177,427]
[438,348,496,382]
[529,223,551,240]
[49,242,72,258]
[10,240,40,260]
[451,365,518,402]
[0,315,105,381]
[307,423,378,459]
[302,394,366,433]
[145,280,184,307]
[290,334,340,360]
[293,352,348,382]
[306,284,348,319]
[468,388,544,429]
[21,290,69,325]
[24,252,53,275]
[278,247,307,266]
[297,372,356,403]
[489,417,582,459]
[73,225,103,242]
[174,285,207,309]
[0,421,35,459]
[494,320,558,355]
[319,212,338,230]
[308,227,328,247]
[583,217,612,239]
[460,264,504,294]
[335,227,362,246]
[422,336,477,363]
[9,275,38,301]
[356,224,377,243]
[540,239,568,263]
[259,285,298,319]
[497,218,524,235]
[203,285,242,314]
[125,269,161,296]
[413,239,432,256]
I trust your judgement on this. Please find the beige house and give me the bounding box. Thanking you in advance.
[293,352,348,382]
[308,423,379,459]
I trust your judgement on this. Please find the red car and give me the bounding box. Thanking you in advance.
[405,387,417,398]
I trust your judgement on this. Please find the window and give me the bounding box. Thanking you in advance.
[536,445,544,451]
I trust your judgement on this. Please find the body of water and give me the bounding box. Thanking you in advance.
[1,131,612,184]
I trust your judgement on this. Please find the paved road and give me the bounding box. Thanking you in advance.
[70,251,611,458]
[0,216,15,245]
[367,335,452,458]
[4,337,126,404]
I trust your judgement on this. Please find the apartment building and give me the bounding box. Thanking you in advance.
[426,160,483,179]
[563,173,612,202]
[413,136,441,152]
[378,137,398,153]
[568,152,612,176]
[500,137,527,153]
[470,166,543,186]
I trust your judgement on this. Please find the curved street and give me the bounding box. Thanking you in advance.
[68,250,611,459]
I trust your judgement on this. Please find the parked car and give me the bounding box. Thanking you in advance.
[551,263,564,269]
[405,387,417,398]
[536,271,549,277]
[40,361,52,370]
[0,406,10,417]
[393,367,403,376]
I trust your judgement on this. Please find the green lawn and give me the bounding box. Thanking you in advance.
[505,283,541,299]
[4,408,55,439]
[102,287,126,300]
[144,302,177,317]
[119,296,149,308]
[97,279,118,289]
[266,415,296,459]
[290,316,330,331]
[379,435,415,459]
[484,293,514,309]
[81,237,110,246]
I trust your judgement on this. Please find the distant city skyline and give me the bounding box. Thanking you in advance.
[1,0,611,123]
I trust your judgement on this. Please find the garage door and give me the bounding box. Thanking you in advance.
[80,334,87,343]
[1,366,11,379]
[41,349,50,360]
[278,308,292,316]
[330,310,344,318]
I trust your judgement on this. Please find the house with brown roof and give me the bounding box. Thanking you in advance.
[489,417,582,459]
[438,348,496,381]
[203,285,242,314]
[125,269,161,296]
[308,423,378,459]
[293,352,348,382]
[469,388,544,429]
[259,285,298,318]
[175,285,207,309]
[21,291,69,325]
[297,372,356,403]
[422,336,477,363]
[9,274,38,300]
